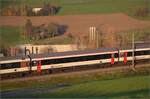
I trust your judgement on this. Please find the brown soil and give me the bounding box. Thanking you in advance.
[1,13,150,36]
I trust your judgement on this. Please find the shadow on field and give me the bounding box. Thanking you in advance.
[1,84,71,98]
[93,89,149,98]
[59,25,68,35]
[40,89,149,98]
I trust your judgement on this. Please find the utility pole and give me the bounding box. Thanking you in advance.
[43,0,46,6]
[132,32,135,69]
[96,31,99,49]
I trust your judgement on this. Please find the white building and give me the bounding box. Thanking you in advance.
[31,7,43,13]
[17,44,78,55]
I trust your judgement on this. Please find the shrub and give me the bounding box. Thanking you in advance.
[67,33,73,38]
[134,7,148,17]
[37,9,49,16]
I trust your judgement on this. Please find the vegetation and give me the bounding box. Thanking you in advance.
[0,26,22,47]
[22,19,68,41]
[1,66,149,98]
[134,6,148,17]
[33,36,73,45]
[75,26,134,50]
[1,3,60,16]
[120,27,150,42]
[0,0,149,54]
[1,67,149,92]
[1,0,149,20]
[1,26,149,48]
[11,75,149,98]
[0,25,71,47]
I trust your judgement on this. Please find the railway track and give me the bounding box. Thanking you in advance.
[1,60,149,81]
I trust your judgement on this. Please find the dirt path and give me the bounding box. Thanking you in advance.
[1,13,150,36]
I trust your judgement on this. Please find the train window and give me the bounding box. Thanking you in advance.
[126,50,150,57]
[127,52,132,56]
[114,53,118,58]
[41,53,112,65]
[111,53,114,58]
[135,50,150,56]
[0,62,20,70]
[32,61,39,66]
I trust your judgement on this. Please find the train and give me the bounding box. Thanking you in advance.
[0,45,150,77]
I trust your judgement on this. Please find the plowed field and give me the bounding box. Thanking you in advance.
[1,13,150,36]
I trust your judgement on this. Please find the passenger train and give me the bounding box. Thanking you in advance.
[0,46,150,76]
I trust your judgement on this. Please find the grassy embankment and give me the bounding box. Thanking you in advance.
[9,75,149,98]
[1,0,149,20]
[1,67,149,93]
[1,67,149,98]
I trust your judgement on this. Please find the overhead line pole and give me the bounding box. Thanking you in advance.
[132,32,135,69]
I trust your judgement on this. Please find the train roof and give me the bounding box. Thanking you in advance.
[31,47,117,59]
[0,45,149,62]
[0,47,117,61]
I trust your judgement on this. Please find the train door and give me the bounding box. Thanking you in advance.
[111,53,114,64]
[124,52,127,63]
[32,60,41,72]
[37,60,41,72]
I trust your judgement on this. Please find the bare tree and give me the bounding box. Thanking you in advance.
[103,27,118,48]
[25,19,33,39]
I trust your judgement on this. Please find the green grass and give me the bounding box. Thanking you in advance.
[1,67,149,92]
[0,26,22,47]
[1,0,20,9]
[1,0,150,20]
[7,75,150,98]
[0,26,73,46]
[33,36,73,45]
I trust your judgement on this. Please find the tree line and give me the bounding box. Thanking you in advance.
[134,6,148,17]
[1,4,60,16]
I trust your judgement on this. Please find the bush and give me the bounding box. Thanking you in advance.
[134,7,148,17]
[37,9,49,16]
[67,33,73,38]
[27,9,36,16]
